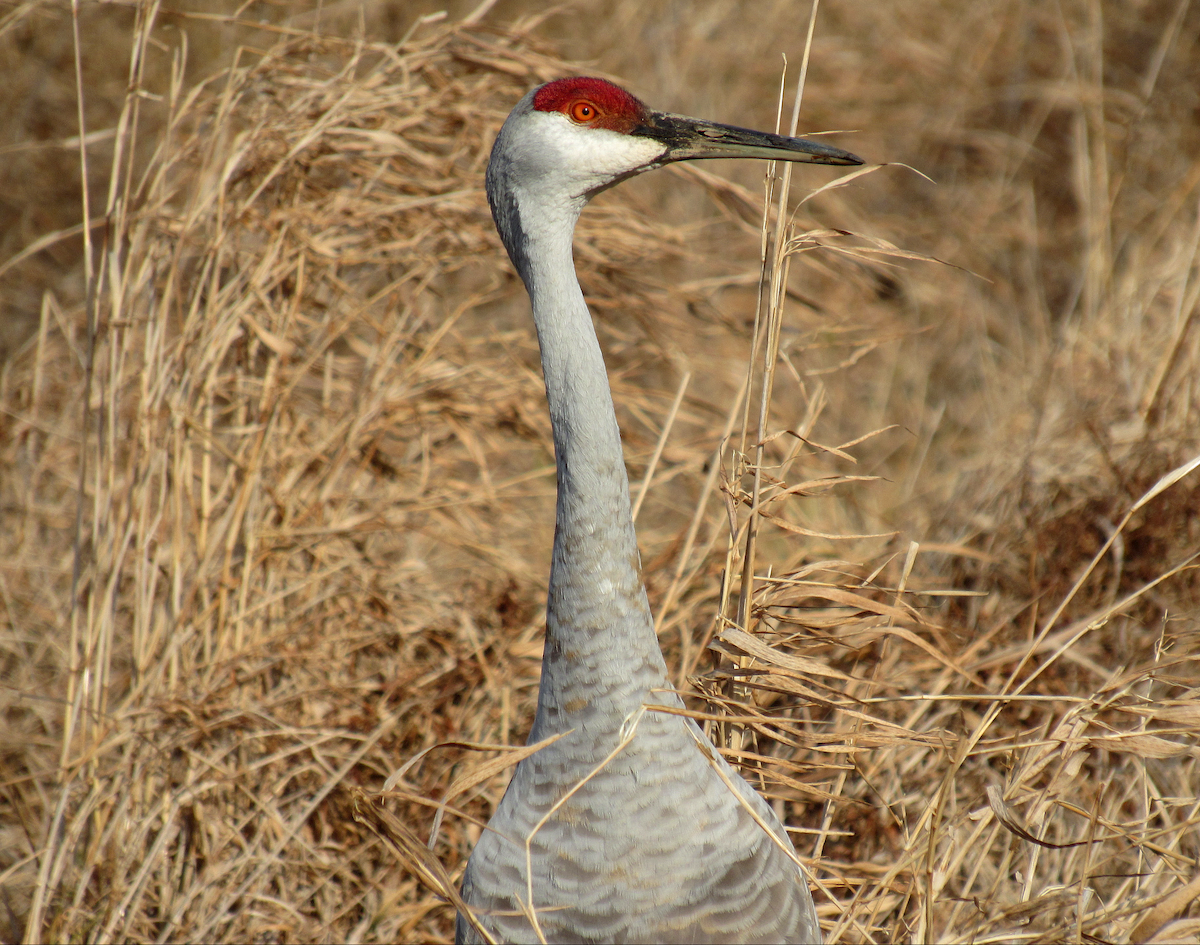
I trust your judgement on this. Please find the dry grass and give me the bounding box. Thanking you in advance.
[1,1,1198,943]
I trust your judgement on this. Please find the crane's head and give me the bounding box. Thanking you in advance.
[487,77,862,272]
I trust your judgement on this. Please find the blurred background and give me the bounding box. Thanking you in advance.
[1,1,1198,942]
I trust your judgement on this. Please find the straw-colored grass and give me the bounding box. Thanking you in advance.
[2,1,1198,943]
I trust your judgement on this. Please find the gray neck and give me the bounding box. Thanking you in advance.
[492,179,671,736]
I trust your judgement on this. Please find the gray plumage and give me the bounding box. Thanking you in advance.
[457,77,860,945]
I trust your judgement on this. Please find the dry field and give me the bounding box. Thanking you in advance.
[2,1,1199,942]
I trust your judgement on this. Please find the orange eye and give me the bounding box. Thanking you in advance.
[569,100,597,123]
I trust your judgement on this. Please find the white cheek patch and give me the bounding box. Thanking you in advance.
[526,113,668,192]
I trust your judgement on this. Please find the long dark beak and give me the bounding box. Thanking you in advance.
[633,111,862,166]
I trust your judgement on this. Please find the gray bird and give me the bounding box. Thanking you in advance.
[457,76,860,945]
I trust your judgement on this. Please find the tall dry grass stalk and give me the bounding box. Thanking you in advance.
[1,1,1198,943]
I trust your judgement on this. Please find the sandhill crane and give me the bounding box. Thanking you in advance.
[458,77,861,945]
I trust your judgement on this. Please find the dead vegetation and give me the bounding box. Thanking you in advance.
[1,1,1198,943]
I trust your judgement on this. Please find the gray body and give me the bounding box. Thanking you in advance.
[455,80,854,944]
